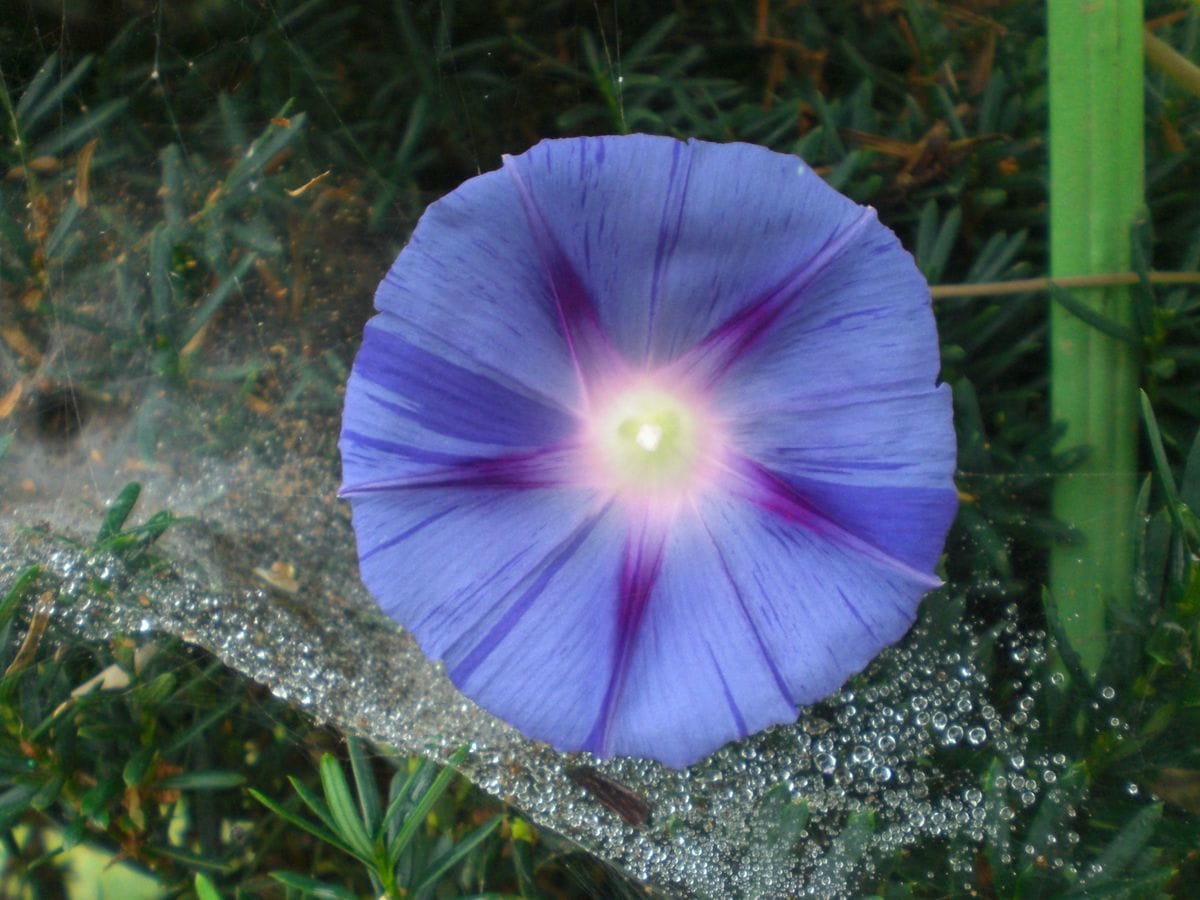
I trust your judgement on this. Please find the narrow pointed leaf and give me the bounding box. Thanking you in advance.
[1075,803,1163,890]
[97,482,141,542]
[386,746,469,870]
[1140,390,1185,533]
[33,97,128,159]
[410,816,503,894]
[1049,284,1139,345]
[181,253,258,349]
[269,871,358,899]
[319,753,374,859]
[287,775,347,846]
[19,55,94,132]
[347,737,383,835]
[248,788,357,859]
[193,873,223,900]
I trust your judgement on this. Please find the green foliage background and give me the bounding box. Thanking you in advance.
[1,0,1198,896]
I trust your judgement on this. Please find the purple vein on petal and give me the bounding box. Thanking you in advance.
[449,503,613,686]
[644,139,695,359]
[359,507,458,563]
[723,455,943,590]
[584,514,668,758]
[699,515,794,708]
[837,587,879,641]
[339,444,586,496]
[503,153,622,402]
[339,430,478,471]
[677,205,878,387]
[708,641,748,736]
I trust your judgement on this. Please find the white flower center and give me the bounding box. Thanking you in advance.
[635,422,663,452]
[583,379,720,503]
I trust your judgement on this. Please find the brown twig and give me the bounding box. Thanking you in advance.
[931,270,1200,300]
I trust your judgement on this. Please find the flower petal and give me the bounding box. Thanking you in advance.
[597,488,937,765]
[698,218,957,573]
[722,389,958,573]
[508,136,867,366]
[721,456,948,586]
[700,210,944,407]
[440,501,630,751]
[341,135,958,768]
[592,509,797,766]
[502,153,624,393]
[694,491,935,704]
[369,158,595,413]
[350,484,605,661]
[340,317,579,490]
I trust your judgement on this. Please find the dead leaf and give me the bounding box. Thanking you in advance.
[286,169,330,197]
[254,560,299,594]
[75,137,99,208]
[0,379,23,420]
[1146,768,1200,815]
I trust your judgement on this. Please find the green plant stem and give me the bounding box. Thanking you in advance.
[1047,0,1145,678]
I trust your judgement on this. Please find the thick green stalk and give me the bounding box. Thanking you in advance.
[1047,1,1144,677]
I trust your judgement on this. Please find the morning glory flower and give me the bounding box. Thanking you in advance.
[339,135,957,768]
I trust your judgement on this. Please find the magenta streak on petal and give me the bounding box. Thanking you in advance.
[724,455,942,591]
[448,505,613,686]
[676,205,878,388]
[338,444,586,497]
[584,515,668,757]
[502,154,624,405]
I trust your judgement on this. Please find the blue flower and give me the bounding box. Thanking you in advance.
[339,135,957,768]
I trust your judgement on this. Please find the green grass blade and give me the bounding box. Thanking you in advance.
[194,872,223,900]
[44,197,82,258]
[248,788,357,859]
[0,566,41,629]
[180,252,257,349]
[1179,427,1200,514]
[1139,390,1186,535]
[18,55,93,132]
[221,111,306,198]
[319,753,374,860]
[1076,803,1163,890]
[269,871,358,899]
[96,482,141,542]
[409,816,502,895]
[148,224,176,339]
[157,770,246,791]
[160,143,187,233]
[161,695,240,755]
[347,737,382,835]
[33,96,128,158]
[385,746,468,871]
[13,52,61,123]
